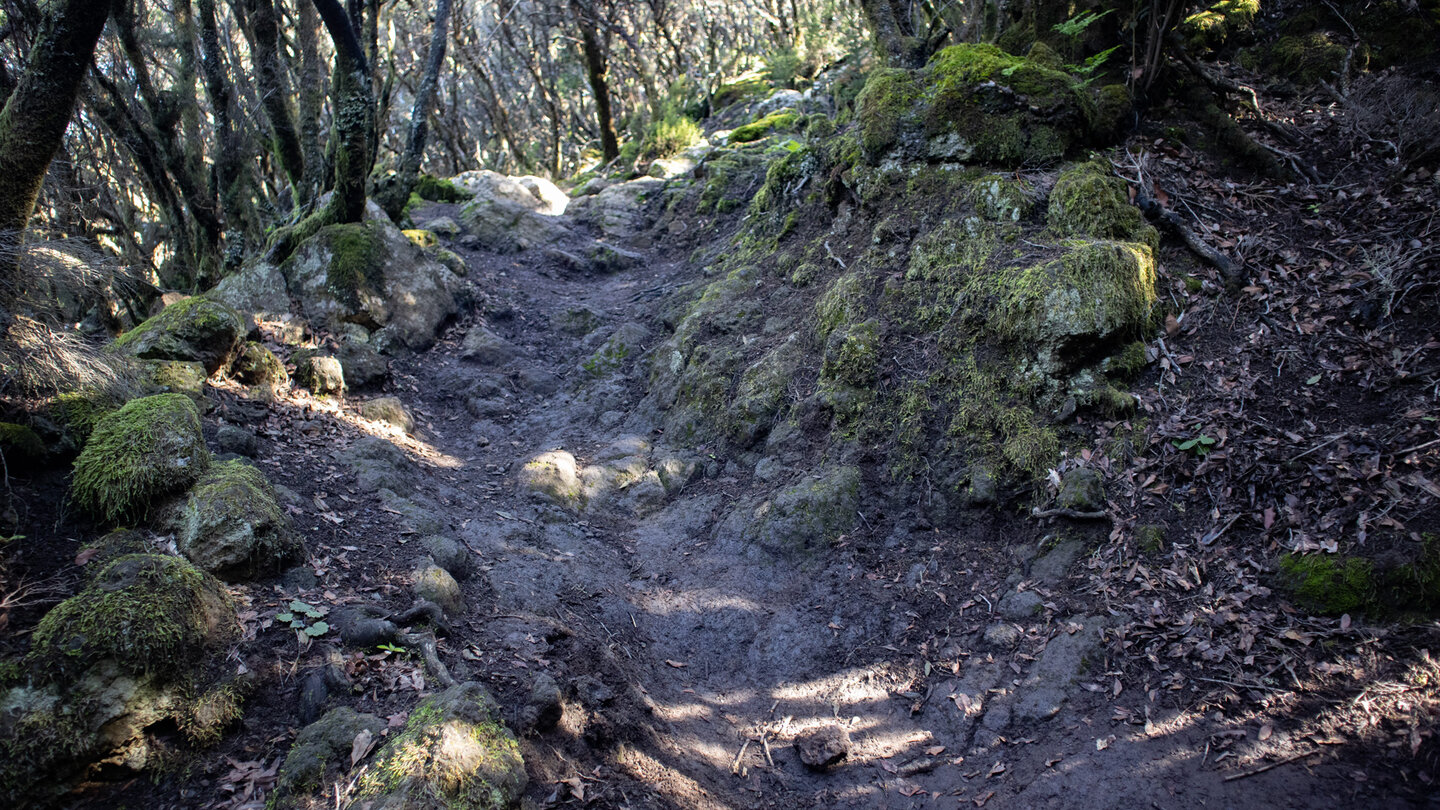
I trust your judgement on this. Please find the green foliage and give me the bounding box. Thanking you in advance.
[0,422,45,469]
[1052,9,1112,38]
[70,393,210,524]
[276,599,330,638]
[1172,434,1217,456]
[643,112,702,159]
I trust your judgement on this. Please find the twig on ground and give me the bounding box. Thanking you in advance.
[1223,750,1318,782]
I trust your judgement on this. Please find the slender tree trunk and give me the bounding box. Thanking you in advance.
[243,0,307,190]
[857,0,929,67]
[573,0,619,162]
[296,0,327,205]
[0,0,110,285]
[376,0,453,221]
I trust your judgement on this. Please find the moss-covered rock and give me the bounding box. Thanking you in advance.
[1241,32,1348,85]
[0,422,46,473]
[1057,468,1104,512]
[70,394,210,525]
[1047,161,1158,248]
[28,553,234,680]
[519,450,584,510]
[727,336,800,448]
[175,459,301,581]
[138,358,207,402]
[414,174,474,203]
[275,707,387,805]
[821,320,880,389]
[748,466,862,554]
[113,297,244,375]
[293,350,346,396]
[228,341,287,387]
[1278,553,1375,615]
[355,682,525,810]
[414,562,464,616]
[359,396,415,433]
[855,44,1098,167]
[729,110,802,143]
[45,390,123,451]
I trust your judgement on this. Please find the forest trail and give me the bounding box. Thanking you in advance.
[261,197,1347,810]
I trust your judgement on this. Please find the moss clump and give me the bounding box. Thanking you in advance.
[970,175,1034,222]
[946,354,1059,476]
[113,296,244,375]
[1278,553,1375,616]
[1047,161,1158,248]
[644,112,702,157]
[277,708,387,799]
[319,223,386,310]
[181,680,247,746]
[821,320,880,389]
[228,342,287,387]
[697,150,757,215]
[805,114,836,140]
[28,553,234,680]
[855,68,919,156]
[728,338,799,448]
[402,228,439,249]
[729,110,801,144]
[1242,32,1347,85]
[47,391,122,449]
[750,466,862,553]
[355,682,526,809]
[0,423,46,470]
[714,75,770,109]
[815,271,870,340]
[1105,340,1150,379]
[1136,524,1167,552]
[1181,0,1261,52]
[70,393,210,524]
[413,174,474,203]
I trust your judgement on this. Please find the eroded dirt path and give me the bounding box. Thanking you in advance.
[312,199,1374,810]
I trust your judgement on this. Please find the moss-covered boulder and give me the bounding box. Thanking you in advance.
[729,110,802,143]
[747,466,862,555]
[359,396,415,433]
[138,358,208,402]
[44,390,123,453]
[355,682,525,810]
[293,350,346,395]
[229,341,288,387]
[0,422,46,473]
[282,218,459,350]
[275,707,387,805]
[174,459,302,581]
[727,336,800,448]
[113,296,244,375]
[29,553,234,680]
[855,43,1099,167]
[1047,161,1158,249]
[70,394,210,525]
[519,450,584,509]
[1181,0,1260,52]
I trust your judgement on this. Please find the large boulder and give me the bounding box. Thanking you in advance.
[209,261,292,322]
[113,296,244,375]
[70,394,210,525]
[353,682,526,810]
[572,177,666,248]
[174,459,304,581]
[282,218,459,350]
[456,170,571,253]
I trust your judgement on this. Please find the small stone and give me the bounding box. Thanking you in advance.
[1058,468,1104,512]
[998,589,1044,619]
[525,673,563,731]
[358,396,414,433]
[414,562,464,615]
[293,352,345,395]
[422,535,472,581]
[796,724,851,770]
[983,622,1021,649]
[216,424,258,457]
[460,326,519,366]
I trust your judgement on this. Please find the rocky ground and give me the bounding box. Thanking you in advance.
[3,30,1440,810]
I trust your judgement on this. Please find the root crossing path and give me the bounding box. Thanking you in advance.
[292,201,1341,810]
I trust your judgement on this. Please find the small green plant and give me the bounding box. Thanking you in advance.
[376,642,408,655]
[1172,434,1217,456]
[276,599,330,638]
[1051,10,1119,86]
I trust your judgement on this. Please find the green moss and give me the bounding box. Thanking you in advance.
[28,553,233,680]
[0,423,45,469]
[855,68,919,156]
[413,174,474,203]
[750,466,862,553]
[944,354,1058,476]
[697,151,756,215]
[320,223,386,310]
[1047,161,1157,248]
[821,320,879,389]
[970,174,1034,222]
[1181,0,1261,52]
[181,680,247,746]
[48,391,121,448]
[644,113,702,157]
[805,114,835,140]
[815,271,870,340]
[728,338,798,447]
[729,110,801,144]
[1105,340,1150,379]
[113,297,244,375]
[1279,553,1375,615]
[180,459,298,579]
[229,342,287,387]
[70,393,210,525]
[714,75,770,109]
[402,228,438,249]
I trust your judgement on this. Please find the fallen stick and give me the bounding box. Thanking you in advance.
[1031,507,1110,521]
[1223,750,1317,782]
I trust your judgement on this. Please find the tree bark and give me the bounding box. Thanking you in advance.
[857,0,930,68]
[376,0,453,221]
[242,0,307,190]
[0,0,110,275]
[573,0,619,162]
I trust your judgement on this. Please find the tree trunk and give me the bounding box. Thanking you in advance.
[857,0,930,68]
[0,0,110,284]
[296,0,328,206]
[376,0,453,221]
[243,0,307,190]
[573,1,619,162]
